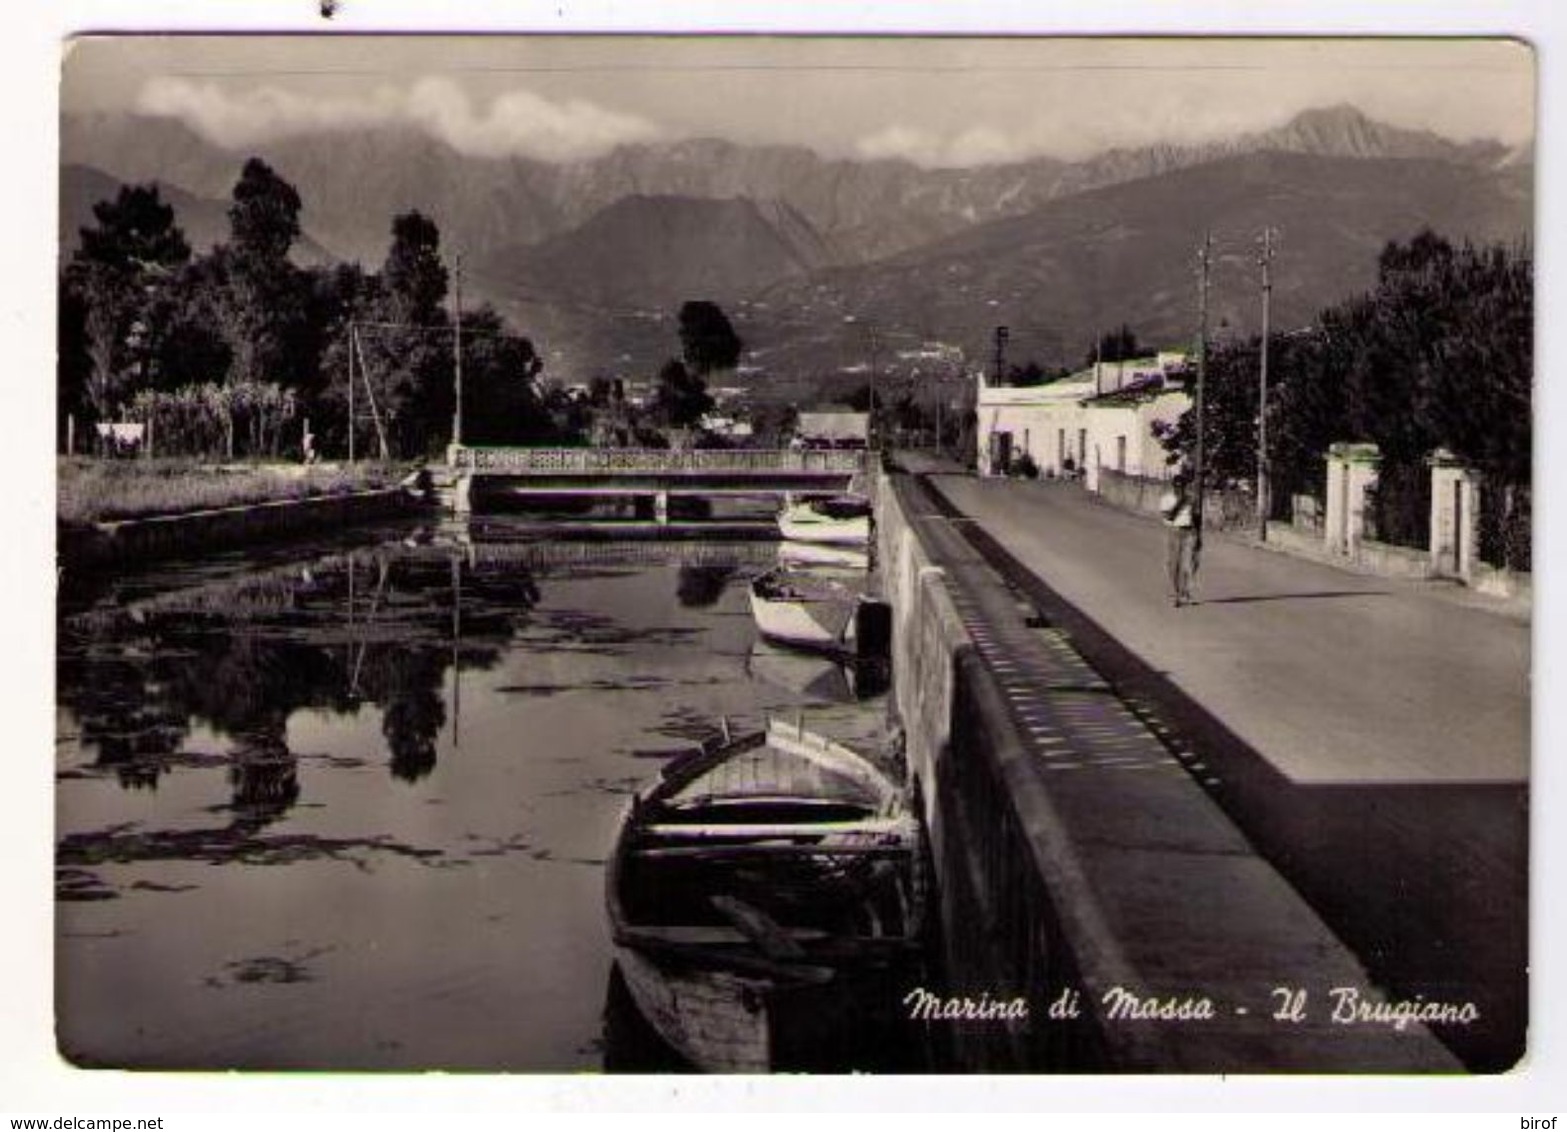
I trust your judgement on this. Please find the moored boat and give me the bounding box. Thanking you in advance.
[776,495,872,547]
[605,718,924,1072]
[747,566,863,654]
[776,539,870,571]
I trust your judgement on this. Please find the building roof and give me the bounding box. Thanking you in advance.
[1083,375,1183,406]
[977,352,1190,408]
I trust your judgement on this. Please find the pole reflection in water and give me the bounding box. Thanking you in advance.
[55,522,893,1071]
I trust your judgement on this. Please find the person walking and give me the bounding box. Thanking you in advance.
[1160,477,1197,607]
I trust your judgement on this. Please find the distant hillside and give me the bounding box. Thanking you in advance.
[747,151,1533,375]
[1045,103,1508,200]
[475,194,836,311]
[63,104,1514,278]
[59,104,1532,380]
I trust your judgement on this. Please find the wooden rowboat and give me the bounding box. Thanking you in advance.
[605,718,925,1072]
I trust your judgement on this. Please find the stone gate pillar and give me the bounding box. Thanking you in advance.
[1428,449,1481,583]
[1324,442,1381,558]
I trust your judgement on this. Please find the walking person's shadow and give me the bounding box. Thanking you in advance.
[1194,590,1390,607]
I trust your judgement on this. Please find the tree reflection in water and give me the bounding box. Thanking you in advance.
[674,564,737,608]
[228,724,300,832]
[57,543,544,806]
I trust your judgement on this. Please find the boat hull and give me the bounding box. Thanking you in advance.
[777,511,870,547]
[776,540,870,570]
[614,947,774,1073]
[748,587,857,652]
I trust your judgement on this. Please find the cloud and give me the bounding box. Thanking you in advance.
[402,78,661,161]
[854,123,1055,168]
[135,76,662,162]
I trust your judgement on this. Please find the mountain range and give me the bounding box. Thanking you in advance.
[59,103,1533,381]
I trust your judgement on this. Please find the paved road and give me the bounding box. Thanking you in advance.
[931,475,1528,786]
[923,472,1530,1071]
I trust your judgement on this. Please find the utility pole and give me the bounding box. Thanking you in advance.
[992,325,1010,385]
[351,323,391,461]
[1194,232,1212,557]
[451,252,465,451]
[844,315,879,449]
[347,319,356,464]
[1256,227,1275,541]
[868,321,879,451]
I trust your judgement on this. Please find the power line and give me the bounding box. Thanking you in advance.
[348,318,532,344]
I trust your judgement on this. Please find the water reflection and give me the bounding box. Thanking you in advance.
[675,564,738,608]
[746,641,890,704]
[55,527,868,1071]
[58,545,543,802]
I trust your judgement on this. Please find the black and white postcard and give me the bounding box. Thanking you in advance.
[39,25,1550,1104]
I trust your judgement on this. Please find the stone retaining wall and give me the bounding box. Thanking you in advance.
[59,488,419,575]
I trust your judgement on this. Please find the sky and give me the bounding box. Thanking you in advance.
[60,36,1536,167]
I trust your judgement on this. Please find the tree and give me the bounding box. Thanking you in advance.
[1155,338,1261,487]
[62,184,191,426]
[653,359,714,429]
[677,301,742,377]
[311,262,383,455]
[213,159,309,387]
[382,212,448,323]
[228,157,302,263]
[1158,229,1532,559]
[145,255,233,392]
[373,212,455,455]
[1086,324,1143,367]
[841,383,873,413]
[1007,360,1060,387]
[459,306,550,445]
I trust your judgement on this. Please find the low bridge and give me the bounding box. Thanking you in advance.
[446,445,866,517]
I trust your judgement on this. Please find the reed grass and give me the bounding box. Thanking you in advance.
[58,458,402,525]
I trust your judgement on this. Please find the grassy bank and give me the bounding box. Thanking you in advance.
[58,458,405,525]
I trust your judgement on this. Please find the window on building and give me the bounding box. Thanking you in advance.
[1117,435,1127,473]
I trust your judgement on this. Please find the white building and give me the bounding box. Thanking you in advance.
[975,352,1190,489]
[795,410,869,449]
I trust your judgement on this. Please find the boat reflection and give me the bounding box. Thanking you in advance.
[746,640,887,704]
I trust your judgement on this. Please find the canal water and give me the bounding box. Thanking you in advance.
[54,518,905,1072]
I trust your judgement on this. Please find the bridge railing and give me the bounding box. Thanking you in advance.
[450,446,866,475]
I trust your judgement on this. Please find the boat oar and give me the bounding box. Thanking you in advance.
[711,894,807,961]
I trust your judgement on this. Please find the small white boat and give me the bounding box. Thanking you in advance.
[777,540,870,571]
[777,495,872,547]
[748,567,864,654]
[606,718,924,1072]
